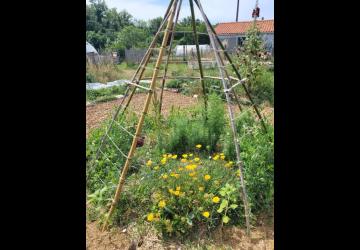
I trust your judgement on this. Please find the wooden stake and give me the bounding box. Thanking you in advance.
[193,0,267,134]
[189,0,208,118]
[194,0,251,236]
[101,0,178,231]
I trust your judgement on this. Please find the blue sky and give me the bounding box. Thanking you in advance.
[86,0,274,23]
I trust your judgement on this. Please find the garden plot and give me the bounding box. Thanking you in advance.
[86,91,199,138]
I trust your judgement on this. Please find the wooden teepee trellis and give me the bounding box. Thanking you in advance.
[87,0,268,235]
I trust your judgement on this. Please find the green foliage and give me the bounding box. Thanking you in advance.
[112,152,242,237]
[86,85,126,103]
[86,112,138,193]
[86,0,133,50]
[160,94,225,154]
[223,109,274,213]
[165,79,187,90]
[235,24,273,105]
[113,26,150,50]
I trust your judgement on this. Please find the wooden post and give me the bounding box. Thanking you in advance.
[159,0,183,113]
[193,0,268,134]
[189,0,208,118]
[101,0,179,231]
[89,3,175,171]
[194,0,251,236]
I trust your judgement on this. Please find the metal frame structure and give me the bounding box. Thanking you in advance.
[87,0,268,235]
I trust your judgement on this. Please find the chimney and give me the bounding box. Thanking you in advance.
[261,17,264,20]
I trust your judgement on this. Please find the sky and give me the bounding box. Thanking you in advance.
[86,0,274,23]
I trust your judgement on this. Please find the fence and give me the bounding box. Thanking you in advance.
[125,49,147,64]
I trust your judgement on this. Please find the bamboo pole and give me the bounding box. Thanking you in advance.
[89,5,174,171]
[101,0,178,231]
[159,0,182,113]
[193,0,267,133]
[189,0,207,118]
[194,0,251,236]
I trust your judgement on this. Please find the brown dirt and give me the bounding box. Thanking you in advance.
[86,91,199,138]
[86,220,274,250]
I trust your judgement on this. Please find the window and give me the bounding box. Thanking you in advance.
[237,36,245,47]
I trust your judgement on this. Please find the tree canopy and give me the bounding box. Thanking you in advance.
[86,0,211,53]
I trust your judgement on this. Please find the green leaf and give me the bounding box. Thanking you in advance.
[217,200,228,213]
[222,216,230,224]
[230,204,238,209]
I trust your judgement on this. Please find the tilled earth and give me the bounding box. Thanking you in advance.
[86,91,199,138]
[86,91,273,138]
[86,220,274,250]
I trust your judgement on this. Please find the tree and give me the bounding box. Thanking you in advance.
[236,24,266,94]
[114,26,149,49]
[148,17,163,35]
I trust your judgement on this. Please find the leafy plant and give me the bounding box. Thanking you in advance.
[216,183,239,225]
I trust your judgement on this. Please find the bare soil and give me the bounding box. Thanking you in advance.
[86,220,274,250]
[86,91,199,138]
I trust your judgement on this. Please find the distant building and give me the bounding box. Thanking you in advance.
[215,19,274,54]
[174,44,212,57]
[86,41,100,64]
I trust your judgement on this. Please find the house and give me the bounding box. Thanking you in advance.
[215,19,274,54]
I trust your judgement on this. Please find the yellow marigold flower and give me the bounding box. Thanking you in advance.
[181,158,187,163]
[161,158,167,165]
[199,186,204,191]
[204,174,211,181]
[225,161,234,168]
[147,213,154,221]
[154,166,159,170]
[213,155,219,161]
[182,154,188,159]
[236,170,241,177]
[202,211,210,218]
[146,160,152,167]
[194,157,200,162]
[172,154,177,159]
[178,167,184,171]
[167,154,172,158]
[159,200,166,208]
[163,154,167,158]
[174,190,180,196]
[189,172,196,177]
[171,173,180,178]
[168,188,174,194]
[162,174,168,179]
[212,196,220,203]
[220,155,225,160]
[196,144,202,149]
[189,154,193,157]
[186,164,197,171]
[176,186,181,191]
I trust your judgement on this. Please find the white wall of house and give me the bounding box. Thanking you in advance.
[218,33,274,53]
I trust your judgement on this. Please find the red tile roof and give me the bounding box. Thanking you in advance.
[215,20,274,35]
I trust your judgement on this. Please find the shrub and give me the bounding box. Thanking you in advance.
[112,149,243,237]
[160,94,225,154]
[86,85,126,102]
[223,109,274,213]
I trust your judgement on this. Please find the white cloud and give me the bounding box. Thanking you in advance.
[86,0,274,23]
